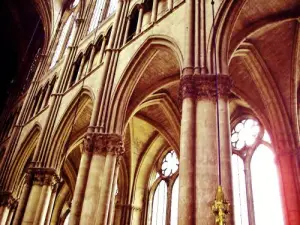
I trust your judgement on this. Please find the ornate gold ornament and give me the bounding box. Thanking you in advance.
[211,186,230,225]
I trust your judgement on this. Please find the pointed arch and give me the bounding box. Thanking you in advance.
[49,88,94,170]
[7,124,41,191]
[109,35,183,134]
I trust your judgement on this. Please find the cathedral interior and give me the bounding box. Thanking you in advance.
[0,0,300,225]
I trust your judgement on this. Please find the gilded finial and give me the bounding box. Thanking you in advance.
[211,186,230,225]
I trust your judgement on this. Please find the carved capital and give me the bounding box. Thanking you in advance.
[0,192,17,209]
[194,75,232,100]
[28,168,59,186]
[179,75,232,102]
[179,75,195,100]
[24,172,33,185]
[83,133,125,156]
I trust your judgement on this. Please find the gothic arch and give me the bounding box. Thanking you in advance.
[49,88,94,170]
[109,35,183,134]
[7,124,41,191]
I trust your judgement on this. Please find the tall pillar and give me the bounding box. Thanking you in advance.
[43,183,58,225]
[22,168,58,225]
[71,133,123,225]
[178,75,195,225]
[0,193,17,225]
[194,75,233,225]
[12,174,32,225]
[80,134,106,225]
[69,143,92,225]
[94,134,124,225]
[107,158,120,225]
[276,152,300,225]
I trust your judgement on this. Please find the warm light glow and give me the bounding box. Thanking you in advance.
[171,177,179,225]
[64,213,70,225]
[251,145,284,225]
[161,151,179,176]
[50,15,73,68]
[231,119,260,150]
[231,119,284,225]
[72,0,80,8]
[152,181,167,225]
[88,0,105,33]
[232,154,248,225]
[107,0,118,17]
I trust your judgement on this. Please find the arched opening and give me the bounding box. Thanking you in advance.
[110,37,182,225]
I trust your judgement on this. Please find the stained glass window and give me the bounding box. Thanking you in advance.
[88,0,106,33]
[50,15,73,68]
[231,118,284,225]
[151,150,179,225]
[107,0,118,17]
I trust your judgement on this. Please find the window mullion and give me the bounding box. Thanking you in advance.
[166,181,172,225]
[244,157,256,225]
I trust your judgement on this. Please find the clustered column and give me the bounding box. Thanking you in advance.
[179,74,233,225]
[0,192,17,225]
[69,133,124,225]
[21,168,58,225]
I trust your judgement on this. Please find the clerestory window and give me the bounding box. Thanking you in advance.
[231,118,284,225]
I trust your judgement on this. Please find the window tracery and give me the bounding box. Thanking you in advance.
[150,150,179,225]
[231,118,284,225]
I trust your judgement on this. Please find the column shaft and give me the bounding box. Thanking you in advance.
[136,6,144,35]
[13,182,31,225]
[94,153,117,225]
[178,97,195,225]
[151,0,158,22]
[195,99,218,225]
[69,152,92,225]
[278,154,300,225]
[80,154,106,225]
[108,161,120,225]
[22,185,42,225]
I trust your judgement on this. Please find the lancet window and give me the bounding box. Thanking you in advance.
[88,0,117,33]
[150,150,179,225]
[50,0,80,69]
[50,15,74,69]
[231,118,284,225]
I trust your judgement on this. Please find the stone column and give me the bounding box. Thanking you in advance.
[12,174,32,225]
[276,152,300,225]
[77,54,86,81]
[194,75,233,225]
[80,134,106,225]
[22,168,58,225]
[178,75,195,225]
[0,193,17,225]
[151,0,158,23]
[41,84,51,109]
[43,184,58,225]
[5,199,18,225]
[94,134,124,225]
[136,4,144,35]
[87,45,96,72]
[69,143,92,225]
[107,158,120,225]
[123,17,130,45]
[98,37,107,65]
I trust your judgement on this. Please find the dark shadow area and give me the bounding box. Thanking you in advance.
[0,0,45,113]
